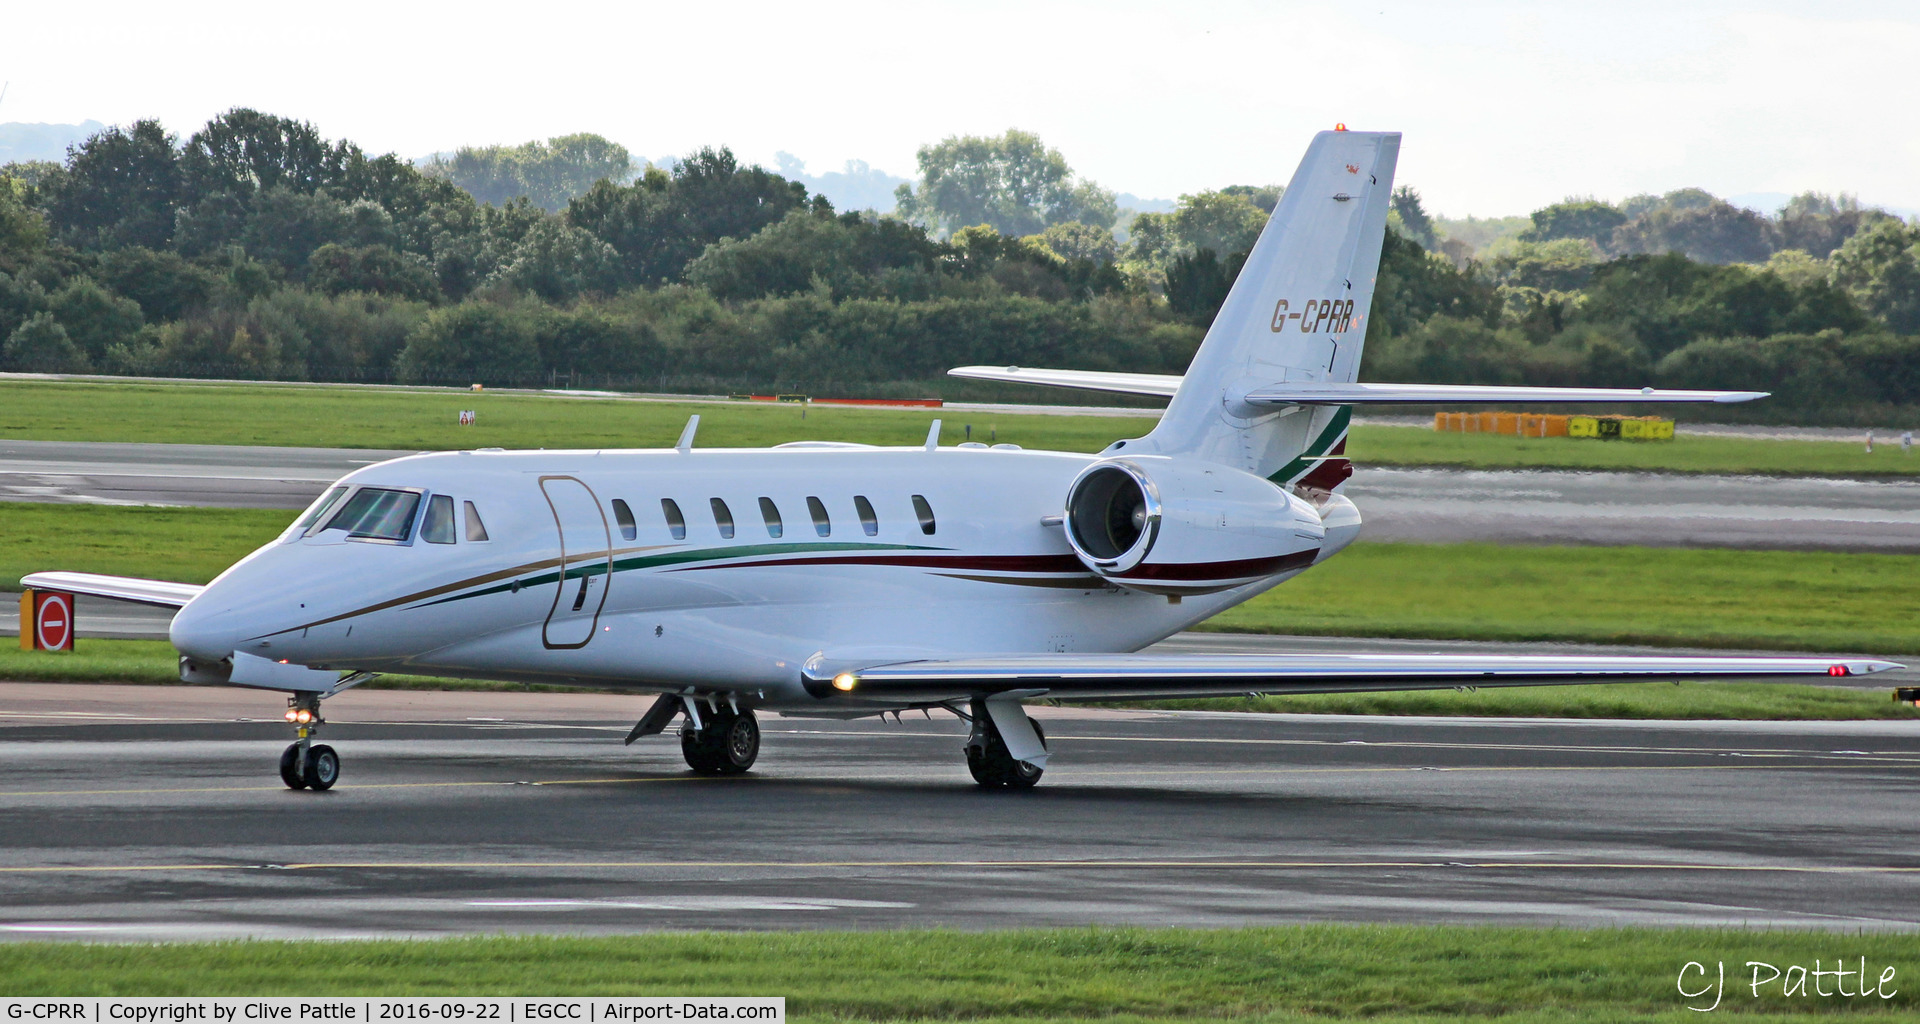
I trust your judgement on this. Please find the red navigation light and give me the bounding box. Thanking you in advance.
[1828,665,1850,677]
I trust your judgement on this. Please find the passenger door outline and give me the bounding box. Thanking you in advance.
[539,475,612,650]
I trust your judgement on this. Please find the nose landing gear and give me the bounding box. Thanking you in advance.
[278,691,339,791]
[681,700,760,774]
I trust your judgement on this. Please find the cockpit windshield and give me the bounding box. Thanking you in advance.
[317,487,421,542]
[291,485,349,537]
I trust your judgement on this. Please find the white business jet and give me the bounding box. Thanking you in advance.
[26,129,1901,791]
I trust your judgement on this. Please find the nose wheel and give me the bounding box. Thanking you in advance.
[278,692,340,791]
[681,703,759,774]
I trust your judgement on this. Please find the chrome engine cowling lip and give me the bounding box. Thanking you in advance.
[1064,460,1162,575]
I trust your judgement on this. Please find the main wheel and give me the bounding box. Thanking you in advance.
[682,708,758,774]
[279,743,308,790]
[967,720,1045,789]
[302,744,340,791]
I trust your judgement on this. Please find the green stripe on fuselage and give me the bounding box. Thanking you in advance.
[417,541,943,609]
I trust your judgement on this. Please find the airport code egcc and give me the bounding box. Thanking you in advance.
[2,1002,782,1023]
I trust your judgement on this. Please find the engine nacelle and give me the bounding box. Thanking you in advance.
[1062,457,1327,595]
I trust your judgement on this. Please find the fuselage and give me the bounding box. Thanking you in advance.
[169,443,1329,709]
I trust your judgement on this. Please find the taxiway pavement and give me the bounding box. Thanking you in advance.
[1,683,1916,938]
[6,440,1917,550]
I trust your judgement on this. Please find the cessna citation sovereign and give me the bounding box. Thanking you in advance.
[26,129,1901,791]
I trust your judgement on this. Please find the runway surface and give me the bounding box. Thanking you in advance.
[1,683,1917,938]
[6,439,1917,550]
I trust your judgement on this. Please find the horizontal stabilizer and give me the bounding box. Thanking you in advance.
[813,652,1900,703]
[947,365,1181,399]
[21,571,203,608]
[1243,383,1769,405]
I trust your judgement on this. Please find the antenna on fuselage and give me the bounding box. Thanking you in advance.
[924,419,942,451]
[675,414,699,453]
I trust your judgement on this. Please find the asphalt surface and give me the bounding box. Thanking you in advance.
[1,683,1917,938]
[6,439,1918,550]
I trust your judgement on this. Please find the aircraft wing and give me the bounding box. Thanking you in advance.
[947,365,1182,398]
[812,652,1900,703]
[20,571,203,609]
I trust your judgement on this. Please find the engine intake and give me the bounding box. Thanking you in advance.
[1063,457,1328,595]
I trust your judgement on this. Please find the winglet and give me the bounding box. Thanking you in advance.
[924,419,942,451]
[675,414,700,453]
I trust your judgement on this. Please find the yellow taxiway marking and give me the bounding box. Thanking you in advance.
[1,859,1917,875]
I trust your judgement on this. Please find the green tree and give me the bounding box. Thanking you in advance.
[568,149,810,286]
[685,209,943,301]
[49,278,145,363]
[180,109,353,200]
[43,120,182,250]
[1612,200,1774,264]
[1163,249,1241,325]
[894,129,1115,237]
[1518,198,1625,248]
[306,243,440,303]
[1830,219,1920,334]
[1390,185,1437,248]
[487,219,621,302]
[1775,192,1889,259]
[3,311,87,371]
[425,134,636,211]
[1031,221,1118,265]
[95,247,218,322]
[396,303,540,385]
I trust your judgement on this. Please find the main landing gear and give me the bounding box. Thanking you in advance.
[626,693,760,774]
[964,697,1047,790]
[278,691,339,791]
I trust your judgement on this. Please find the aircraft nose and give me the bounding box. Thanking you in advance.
[169,591,243,663]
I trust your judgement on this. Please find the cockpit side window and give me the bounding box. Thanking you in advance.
[422,494,457,544]
[611,499,638,542]
[294,486,349,538]
[321,487,421,542]
[463,501,490,542]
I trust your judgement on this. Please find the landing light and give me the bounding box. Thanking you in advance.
[832,673,858,692]
[285,708,315,723]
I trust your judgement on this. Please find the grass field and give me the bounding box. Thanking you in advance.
[5,503,1916,656]
[2,377,1915,476]
[7,638,1911,719]
[0,927,1913,1018]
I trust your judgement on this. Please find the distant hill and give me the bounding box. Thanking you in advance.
[1116,192,1176,214]
[0,120,106,164]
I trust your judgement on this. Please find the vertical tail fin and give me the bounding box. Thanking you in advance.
[1131,130,1400,486]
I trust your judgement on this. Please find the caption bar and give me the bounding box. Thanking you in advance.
[2,1001,782,1023]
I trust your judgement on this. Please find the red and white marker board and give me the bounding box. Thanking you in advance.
[26,590,76,651]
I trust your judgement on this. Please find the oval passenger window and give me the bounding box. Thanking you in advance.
[611,498,637,541]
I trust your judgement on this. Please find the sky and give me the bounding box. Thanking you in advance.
[5,0,1918,218]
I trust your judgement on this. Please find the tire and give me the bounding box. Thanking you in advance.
[682,708,758,774]
[279,743,308,790]
[303,744,340,791]
[968,720,1045,789]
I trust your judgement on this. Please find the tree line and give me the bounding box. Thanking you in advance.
[1,111,1915,423]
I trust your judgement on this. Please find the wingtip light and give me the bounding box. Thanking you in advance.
[832,672,858,691]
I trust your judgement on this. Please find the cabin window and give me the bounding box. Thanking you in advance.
[853,495,878,536]
[422,494,457,544]
[710,498,735,539]
[321,487,421,543]
[806,496,830,537]
[611,498,637,541]
[295,486,349,535]
[911,494,936,535]
[759,497,784,538]
[661,498,687,541]
[463,501,490,541]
